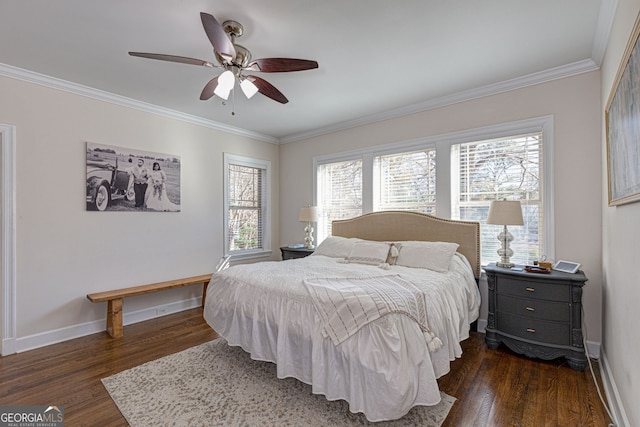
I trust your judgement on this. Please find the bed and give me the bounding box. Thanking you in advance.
[203,211,481,422]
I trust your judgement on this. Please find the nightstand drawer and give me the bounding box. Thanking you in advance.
[282,251,308,260]
[497,312,570,346]
[497,294,570,322]
[498,277,570,302]
[280,247,314,260]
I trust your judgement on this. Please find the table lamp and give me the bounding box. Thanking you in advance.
[299,206,319,249]
[486,200,523,268]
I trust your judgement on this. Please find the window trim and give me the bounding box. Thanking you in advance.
[313,116,554,260]
[223,153,272,260]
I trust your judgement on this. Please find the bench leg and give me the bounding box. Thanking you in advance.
[106,298,124,338]
[202,280,210,308]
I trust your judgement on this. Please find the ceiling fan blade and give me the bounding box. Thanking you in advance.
[129,52,216,67]
[200,76,220,100]
[200,12,236,62]
[245,58,318,73]
[248,76,289,104]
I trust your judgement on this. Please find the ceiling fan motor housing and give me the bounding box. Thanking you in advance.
[214,20,251,67]
[215,44,251,68]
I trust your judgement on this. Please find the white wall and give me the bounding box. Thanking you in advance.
[0,75,280,351]
[601,0,640,425]
[280,71,603,344]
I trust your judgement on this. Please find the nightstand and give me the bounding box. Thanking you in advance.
[280,246,314,260]
[483,263,588,370]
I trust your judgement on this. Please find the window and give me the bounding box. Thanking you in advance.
[316,158,362,240]
[314,117,552,264]
[224,153,271,258]
[373,149,436,213]
[451,132,544,265]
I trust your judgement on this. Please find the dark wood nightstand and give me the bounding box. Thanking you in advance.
[483,263,588,370]
[280,246,315,260]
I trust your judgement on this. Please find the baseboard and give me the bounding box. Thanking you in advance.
[599,347,631,427]
[584,339,600,359]
[476,317,487,333]
[12,297,202,354]
[1,337,16,356]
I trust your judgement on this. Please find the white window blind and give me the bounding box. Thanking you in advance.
[373,149,436,214]
[225,154,270,256]
[452,132,544,265]
[317,159,362,241]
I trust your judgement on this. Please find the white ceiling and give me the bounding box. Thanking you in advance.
[0,1,609,142]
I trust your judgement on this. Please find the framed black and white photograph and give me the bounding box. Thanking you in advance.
[86,142,181,212]
[606,11,640,206]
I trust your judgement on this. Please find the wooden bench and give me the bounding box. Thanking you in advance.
[87,274,212,338]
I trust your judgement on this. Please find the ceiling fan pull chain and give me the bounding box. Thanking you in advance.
[231,86,236,116]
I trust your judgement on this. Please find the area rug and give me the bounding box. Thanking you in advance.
[102,339,455,426]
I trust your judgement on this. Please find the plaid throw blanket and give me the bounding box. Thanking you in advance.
[303,275,442,350]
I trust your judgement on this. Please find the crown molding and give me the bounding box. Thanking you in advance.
[2,58,600,146]
[0,63,279,144]
[280,59,599,144]
[591,0,618,67]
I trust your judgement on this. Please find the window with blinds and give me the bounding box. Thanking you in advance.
[316,159,362,241]
[452,132,544,265]
[373,149,436,214]
[224,154,270,256]
[313,119,551,261]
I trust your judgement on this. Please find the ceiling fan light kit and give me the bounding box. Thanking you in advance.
[240,78,259,99]
[128,12,318,112]
[214,70,235,100]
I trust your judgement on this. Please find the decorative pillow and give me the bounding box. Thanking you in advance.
[387,242,401,264]
[395,241,460,273]
[312,236,360,258]
[344,240,392,266]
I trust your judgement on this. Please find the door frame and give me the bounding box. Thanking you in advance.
[1,124,17,356]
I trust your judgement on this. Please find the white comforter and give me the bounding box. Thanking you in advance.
[203,253,480,422]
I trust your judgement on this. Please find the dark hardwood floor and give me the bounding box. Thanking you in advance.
[0,308,613,426]
[438,331,613,427]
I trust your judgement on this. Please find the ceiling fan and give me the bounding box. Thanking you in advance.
[129,12,319,106]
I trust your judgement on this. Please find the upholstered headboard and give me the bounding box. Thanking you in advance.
[331,211,481,279]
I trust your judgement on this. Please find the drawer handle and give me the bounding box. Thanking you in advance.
[526,307,535,311]
[526,287,535,292]
[526,328,536,333]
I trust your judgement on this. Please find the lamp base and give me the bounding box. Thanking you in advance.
[495,225,515,269]
[496,261,515,268]
[303,223,314,249]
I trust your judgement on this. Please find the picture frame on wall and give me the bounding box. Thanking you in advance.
[86,142,181,212]
[605,11,640,207]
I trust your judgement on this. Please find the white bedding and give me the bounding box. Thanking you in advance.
[203,253,480,422]
[304,275,441,350]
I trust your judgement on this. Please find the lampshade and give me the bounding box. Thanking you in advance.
[214,70,235,100]
[240,78,259,99]
[299,206,319,222]
[487,200,523,226]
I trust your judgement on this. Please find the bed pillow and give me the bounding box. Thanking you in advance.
[395,241,460,273]
[312,236,360,258]
[343,240,392,266]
